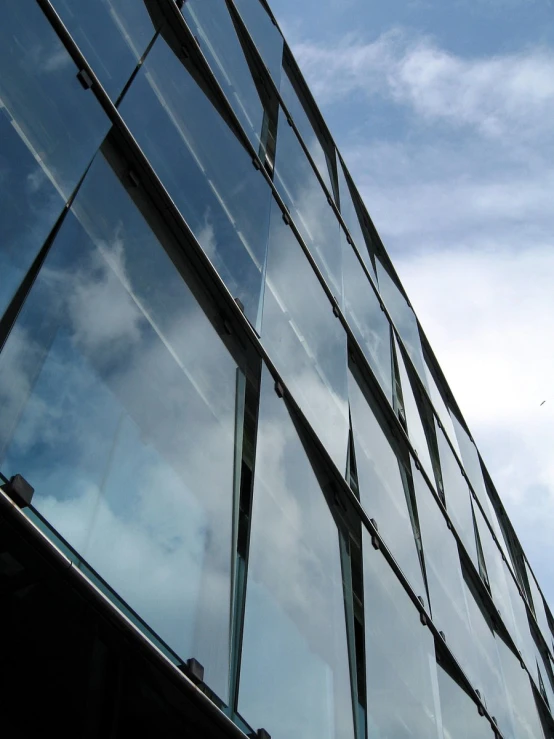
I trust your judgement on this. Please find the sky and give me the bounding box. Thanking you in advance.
[268,0,554,609]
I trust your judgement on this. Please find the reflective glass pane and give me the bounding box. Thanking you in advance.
[527,562,552,652]
[450,412,490,511]
[436,423,479,569]
[497,636,546,739]
[505,562,536,673]
[424,359,461,458]
[231,0,283,86]
[119,36,272,330]
[349,371,426,602]
[261,198,349,472]
[411,462,477,686]
[534,643,554,714]
[274,106,342,300]
[280,71,333,194]
[341,232,392,402]
[337,157,376,281]
[362,532,443,739]
[437,663,494,739]
[464,581,515,737]
[0,3,110,318]
[395,338,435,482]
[50,0,157,101]
[0,151,237,702]
[239,366,355,739]
[376,260,428,388]
[182,0,265,150]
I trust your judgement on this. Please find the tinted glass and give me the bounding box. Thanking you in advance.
[527,562,552,651]
[349,371,427,603]
[337,157,376,281]
[376,260,428,388]
[280,71,333,194]
[341,232,392,402]
[261,198,349,472]
[450,412,489,510]
[238,366,355,739]
[274,106,342,300]
[424,359,461,458]
[0,152,237,702]
[182,0,265,150]
[119,36,272,330]
[232,0,283,86]
[50,0,157,100]
[411,463,477,686]
[533,640,554,713]
[436,423,479,568]
[0,3,110,318]
[437,663,494,739]
[362,532,443,739]
[505,562,536,673]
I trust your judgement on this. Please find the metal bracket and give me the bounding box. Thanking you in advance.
[76,69,93,90]
[2,475,34,508]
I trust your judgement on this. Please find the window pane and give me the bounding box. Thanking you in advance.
[182,0,265,150]
[424,358,461,458]
[231,0,283,87]
[337,157,376,281]
[0,2,110,318]
[50,0,157,101]
[505,562,536,673]
[0,151,237,702]
[437,663,494,739]
[450,412,489,511]
[280,71,333,195]
[436,423,479,569]
[526,563,552,652]
[362,532,443,739]
[119,36,272,330]
[238,366,355,739]
[261,198,349,472]
[349,371,426,602]
[341,232,392,403]
[274,106,342,300]
[411,463,477,687]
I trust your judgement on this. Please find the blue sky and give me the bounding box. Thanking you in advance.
[268,0,554,609]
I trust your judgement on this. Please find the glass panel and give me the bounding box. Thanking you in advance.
[261,198,349,472]
[527,562,552,652]
[376,260,428,388]
[0,2,110,319]
[337,157,376,281]
[274,106,342,300]
[464,581,515,738]
[238,365,355,739]
[411,463,477,686]
[534,640,554,715]
[0,151,237,702]
[424,359,461,458]
[437,663,494,739]
[436,423,479,569]
[505,562,536,673]
[231,0,283,87]
[450,412,490,511]
[362,531,443,739]
[119,36,272,330]
[50,0,157,101]
[279,71,333,195]
[181,0,265,150]
[348,371,426,602]
[395,338,435,482]
[497,636,546,739]
[341,232,392,403]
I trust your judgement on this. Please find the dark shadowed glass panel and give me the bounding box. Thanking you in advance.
[533,639,554,714]
[261,198,349,472]
[395,338,435,482]
[437,663,494,739]
[527,562,552,652]
[49,0,157,101]
[376,260,428,388]
[362,532,443,739]
[280,71,333,194]
[337,157,376,281]
[349,371,426,602]
[231,0,283,86]
[274,106,342,300]
[464,581,515,738]
[411,462,477,686]
[496,636,546,739]
[238,366,355,739]
[435,423,479,569]
[0,152,237,702]
[181,0,265,150]
[341,231,392,402]
[119,36,272,330]
[0,2,110,318]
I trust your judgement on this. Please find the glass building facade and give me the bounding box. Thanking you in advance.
[0,1,553,737]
